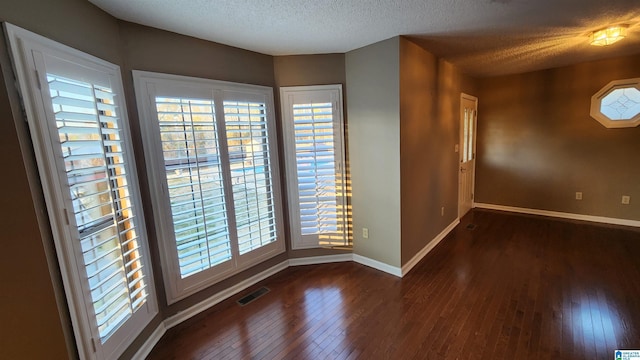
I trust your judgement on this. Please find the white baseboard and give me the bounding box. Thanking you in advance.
[164,260,289,329]
[474,203,640,228]
[401,218,460,276]
[132,322,166,360]
[289,254,353,266]
[352,254,403,277]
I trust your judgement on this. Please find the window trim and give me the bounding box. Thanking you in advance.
[4,23,157,360]
[590,78,640,128]
[133,70,285,304]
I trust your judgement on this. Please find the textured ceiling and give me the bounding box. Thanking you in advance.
[89,0,640,77]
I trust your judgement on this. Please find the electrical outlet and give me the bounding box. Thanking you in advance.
[362,228,369,239]
[622,195,631,205]
[575,192,583,200]
[455,144,459,153]
[441,207,445,216]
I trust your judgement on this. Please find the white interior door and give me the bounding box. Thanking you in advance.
[280,85,347,249]
[459,94,478,218]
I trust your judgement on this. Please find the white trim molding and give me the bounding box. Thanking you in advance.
[353,254,403,277]
[474,203,640,228]
[289,254,353,266]
[132,323,167,360]
[401,218,460,276]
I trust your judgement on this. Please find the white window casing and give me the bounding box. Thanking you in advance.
[133,71,285,304]
[4,23,157,360]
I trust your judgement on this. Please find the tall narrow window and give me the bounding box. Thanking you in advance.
[134,72,284,303]
[5,24,156,360]
[280,85,349,249]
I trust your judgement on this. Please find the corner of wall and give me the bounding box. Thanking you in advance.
[345,37,401,268]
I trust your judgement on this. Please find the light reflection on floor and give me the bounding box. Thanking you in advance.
[573,294,620,357]
[302,287,346,358]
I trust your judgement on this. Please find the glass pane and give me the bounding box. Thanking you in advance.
[224,101,277,254]
[468,110,474,161]
[462,108,469,162]
[600,87,640,120]
[155,97,231,278]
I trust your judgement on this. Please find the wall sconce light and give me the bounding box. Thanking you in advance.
[590,25,628,46]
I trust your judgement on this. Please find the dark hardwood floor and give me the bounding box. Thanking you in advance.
[147,210,640,359]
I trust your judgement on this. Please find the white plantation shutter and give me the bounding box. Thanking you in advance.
[224,101,278,254]
[134,72,284,303]
[50,74,149,339]
[5,24,156,360]
[281,85,349,249]
[293,102,340,235]
[155,97,232,278]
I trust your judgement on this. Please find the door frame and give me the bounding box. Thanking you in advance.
[458,93,478,218]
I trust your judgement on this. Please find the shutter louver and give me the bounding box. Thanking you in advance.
[49,74,148,341]
[224,101,277,254]
[292,102,340,235]
[155,97,232,278]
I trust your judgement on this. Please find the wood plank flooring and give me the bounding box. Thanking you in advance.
[147,210,640,359]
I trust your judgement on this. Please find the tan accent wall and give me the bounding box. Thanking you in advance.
[399,38,478,265]
[0,0,124,358]
[476,54,640,221]
[346,37,402,268]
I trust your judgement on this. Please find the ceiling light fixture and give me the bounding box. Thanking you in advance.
[590,25,628,46]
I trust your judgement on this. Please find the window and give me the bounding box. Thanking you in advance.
[462,107,476,162]
[133,71,284,303]
[280,85,349,249]
[5,24,157,360]
[590,78,640,128]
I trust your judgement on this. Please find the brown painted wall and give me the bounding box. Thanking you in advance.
[274,54,346,87]
[476,54,640,221]
[399,38,477,265]
[0,61,71,360]
[0,0,124,358]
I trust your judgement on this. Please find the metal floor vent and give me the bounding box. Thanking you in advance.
[465,223,477,230]
[237,287,270,306]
